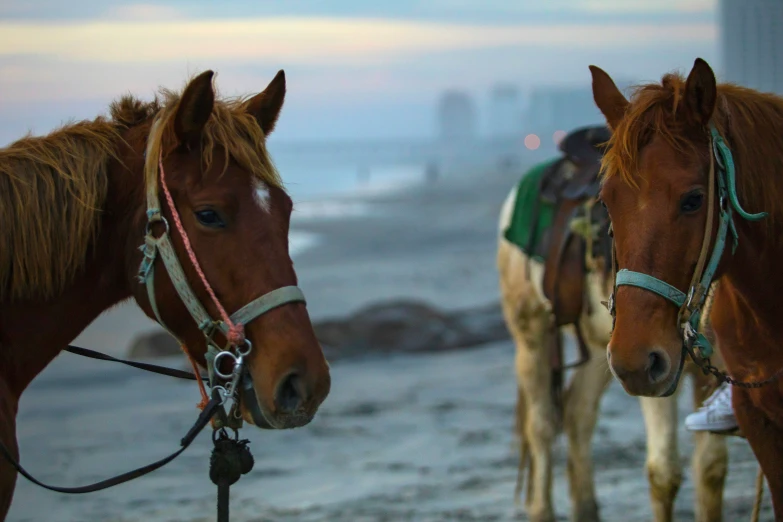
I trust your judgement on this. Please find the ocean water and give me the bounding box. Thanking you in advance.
[276,159,428,258]
[289,229,323,258]
[279,160,427,203]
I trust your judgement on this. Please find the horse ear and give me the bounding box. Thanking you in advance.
[589,65,629,130]
[174,70,215,146]
[683,58,717,126]
[245,70,286,136]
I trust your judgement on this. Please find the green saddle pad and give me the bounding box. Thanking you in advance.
[503,159,559,262]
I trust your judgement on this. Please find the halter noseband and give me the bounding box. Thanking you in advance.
[606,124,767,392]
[136,116,306,424]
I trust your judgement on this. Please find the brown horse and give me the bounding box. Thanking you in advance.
[0,70,331,519]
[591,57,783,517]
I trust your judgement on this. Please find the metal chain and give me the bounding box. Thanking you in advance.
[682,290,783,389]
[685,343,783,389]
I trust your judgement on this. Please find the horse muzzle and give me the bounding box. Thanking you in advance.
[240,371,315,430]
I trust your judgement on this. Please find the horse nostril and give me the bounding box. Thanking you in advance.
[646,350,669,383]
[274,372,306,414]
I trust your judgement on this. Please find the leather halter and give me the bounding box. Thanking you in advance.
[135,116,306,414]
[606,124,767,395]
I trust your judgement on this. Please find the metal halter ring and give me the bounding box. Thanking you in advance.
[235,338,252,357]
[145,216,170,237]
[213,350,243,381]
[212,427,239,442]
[212,385,230,404]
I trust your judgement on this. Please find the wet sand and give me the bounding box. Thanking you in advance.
[9,343,770,521]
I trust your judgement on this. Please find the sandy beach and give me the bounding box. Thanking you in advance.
[6,162,773,521]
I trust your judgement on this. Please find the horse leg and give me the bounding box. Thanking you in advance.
[734,387,783,519]
[498,236,557,522]
[690,371,727,522]
[0,376,18,521]
[507,310,558,522]
[639,394,682,522]
[563,337,611,522]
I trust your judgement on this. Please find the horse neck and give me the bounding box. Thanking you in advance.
[715,217,783,366]
[0,154,144,399]
[711,90,783,348]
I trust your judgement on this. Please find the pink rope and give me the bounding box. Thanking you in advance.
[157,154,245,346]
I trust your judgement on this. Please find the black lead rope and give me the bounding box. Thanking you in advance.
[1,345,255,522]
[0,396,221,493]
[63,345,207,382]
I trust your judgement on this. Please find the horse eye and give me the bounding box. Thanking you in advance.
[680,191,704,214]
[194,209,226,228]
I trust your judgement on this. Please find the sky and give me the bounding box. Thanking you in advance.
[0,0,719,143]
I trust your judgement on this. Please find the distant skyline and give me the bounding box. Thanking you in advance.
[0,0,718,144]
[721,0,783,95]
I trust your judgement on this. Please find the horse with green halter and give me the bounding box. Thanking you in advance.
[606,125,775,394]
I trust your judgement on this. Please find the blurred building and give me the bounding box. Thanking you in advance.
[720,0,783,94]
[487,84,522,138]
[524,80,635,142]
[524,86,604,138]
[437,90,477,141]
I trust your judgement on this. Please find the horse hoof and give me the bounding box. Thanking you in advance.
[528,511,556,522]
[573,499,600,522]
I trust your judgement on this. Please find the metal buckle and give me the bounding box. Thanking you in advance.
[682,322,697,346]
[685,284,706,313]
[685,286,696,309]
[201,321,224,347]
[712,140,725,170]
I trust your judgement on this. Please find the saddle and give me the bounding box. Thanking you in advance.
[539,159,601,203]
[523,125,612,377]
[540,125,608,203]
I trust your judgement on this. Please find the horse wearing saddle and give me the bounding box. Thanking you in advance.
[523,125,613,378]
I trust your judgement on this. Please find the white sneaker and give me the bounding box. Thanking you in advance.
[685,382,738,432]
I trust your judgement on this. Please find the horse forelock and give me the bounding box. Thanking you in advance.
[600,73,698,190]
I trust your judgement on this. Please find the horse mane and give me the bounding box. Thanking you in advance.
[0,74,282,302]
[601,71,783,232]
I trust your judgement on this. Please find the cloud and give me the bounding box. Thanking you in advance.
[101,3,182,21]
[581,0,714,13]
[0,39,720,143]
[0,17,715,66]
[414,0,717,21]
[416,0,714,16]
[0,0,715,24]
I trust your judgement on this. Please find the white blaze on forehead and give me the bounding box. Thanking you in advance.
[252,178,271,213]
